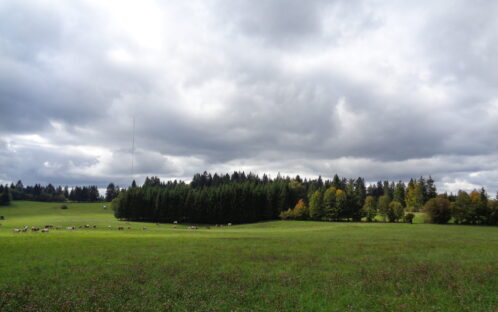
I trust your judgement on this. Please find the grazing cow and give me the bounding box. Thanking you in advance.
[31,227,40,232]
[45,225,53,229]
[0,216,4,220]
[227,223,232,226]
[188,226,198,230]
[13,228,21,233]
[55,226,62,230]
[173,221,178,224]
[118,227,124,230]
[67,226,75,230]
[93,225,97,229]
[41,228,49,233]
[85,224,90,229]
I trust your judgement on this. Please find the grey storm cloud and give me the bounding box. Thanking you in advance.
[0,0,497,194]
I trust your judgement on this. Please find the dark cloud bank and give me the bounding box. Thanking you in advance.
[1,0,497,194]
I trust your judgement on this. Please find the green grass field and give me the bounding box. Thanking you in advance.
[0,201,497,311]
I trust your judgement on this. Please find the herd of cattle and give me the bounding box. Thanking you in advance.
[9,222,233,233]
[12,224,103,233]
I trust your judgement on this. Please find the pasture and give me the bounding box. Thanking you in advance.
[0,201,497,311]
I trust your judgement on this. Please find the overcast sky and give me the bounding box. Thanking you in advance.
[1,0,497,194]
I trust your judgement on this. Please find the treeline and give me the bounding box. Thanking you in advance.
[2,180,104,202]
[113,172,498,225]
[117,173,439,224]
[113,177,289,224]
[0,185,12,206]
[285,179,498,225]
[279,176,437,222]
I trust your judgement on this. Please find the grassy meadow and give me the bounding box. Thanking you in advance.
[0,201,497,311]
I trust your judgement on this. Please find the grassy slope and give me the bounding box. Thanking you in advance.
[0,201,497,312]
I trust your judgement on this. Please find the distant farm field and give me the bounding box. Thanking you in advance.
[0,201,497,311]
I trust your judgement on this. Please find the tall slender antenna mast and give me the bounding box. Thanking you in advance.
[131,115,136,178]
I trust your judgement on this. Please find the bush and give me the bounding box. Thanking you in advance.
[293,199,309,220]
[279,199,308,220]
[387,201,404,222]
[377,195,391,221]
[485,200,498,225]
[424,197,451,224]
[279,209,292,220]
[60,204,68,210]
[404,213,415,224]
[362,196,377,222]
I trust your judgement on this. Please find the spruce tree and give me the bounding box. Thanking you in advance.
[0,185,11,205]
[352,178,366,221]
[393,181,406,207]
[332,174,342,190]
[106,183,118,202]
[426,176,437,200]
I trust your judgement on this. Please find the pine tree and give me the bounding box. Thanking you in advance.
[414,178,425,209]
[393,181,406,207]
[352,178,366,221]
[278,185,290,212]
[106,183,118,202]
[15,180,24,191]
[417,176,427,203]
[345,179,357,221]
[0,185,11,205]
[426,176,437,200]
[332,174,342,190]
